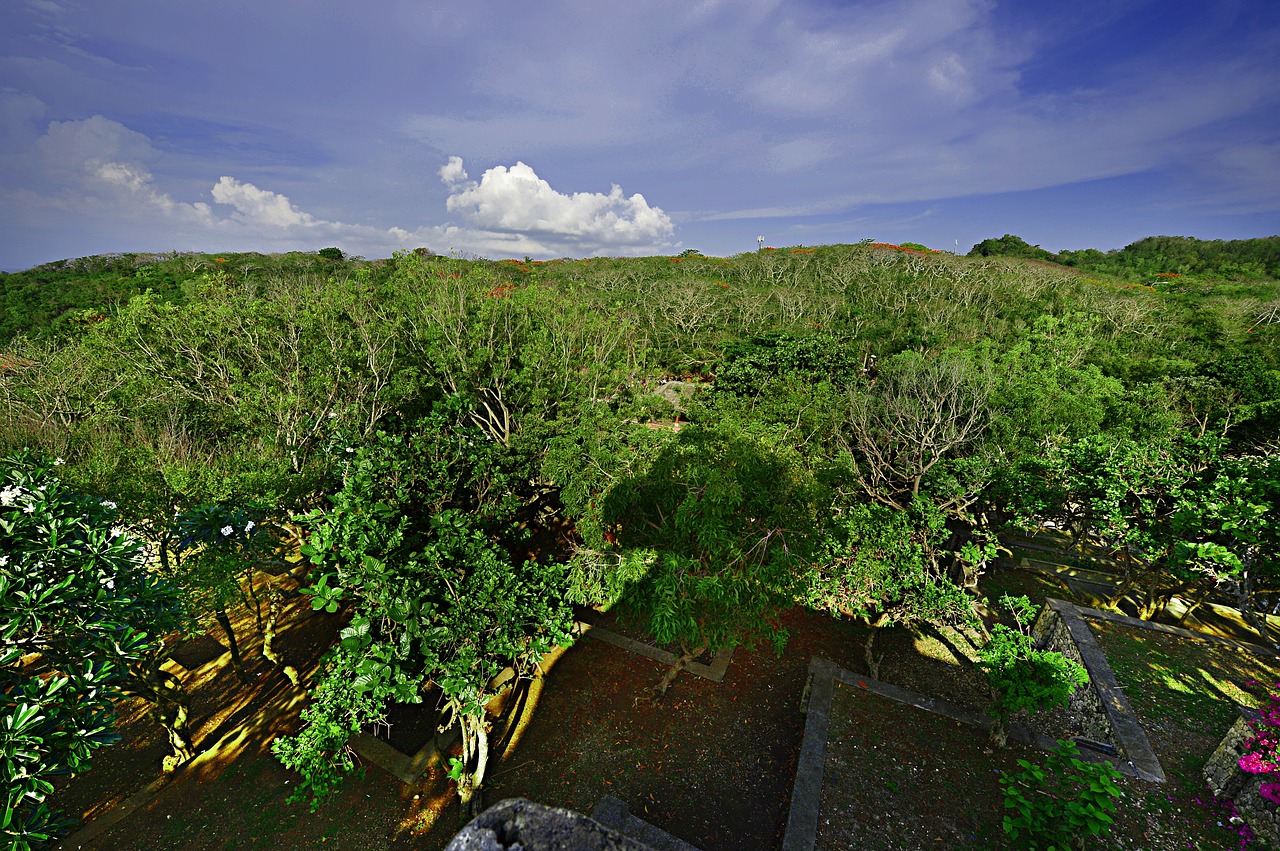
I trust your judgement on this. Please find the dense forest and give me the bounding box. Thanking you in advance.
[969,233,1280,281]
[3,239,1279,844]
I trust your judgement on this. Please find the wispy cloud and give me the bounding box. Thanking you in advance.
[0,0,1276,267]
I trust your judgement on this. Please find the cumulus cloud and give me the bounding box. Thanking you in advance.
[438,155,468,187]
[0,90,47,153]
[211,177,317,228]
[3,107,677,265]
[90,160,212,220]
[34,114,156,180]
[441,157,675,252]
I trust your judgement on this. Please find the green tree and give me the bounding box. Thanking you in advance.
[567,423,821,694]
[273,423,573,820]
[978,597,1088,748]
[999,434,1224,619]
[967,234,1058,262]
[1,453,185,847]
[802,499,980,677]
[1170,452,1280,645]
[835,350,996,516]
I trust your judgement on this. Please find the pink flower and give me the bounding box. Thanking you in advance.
[1240,752,1271,774]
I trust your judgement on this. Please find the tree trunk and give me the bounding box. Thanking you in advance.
[654,642,706,698]
[1175,586,1213,628]
[1137,590,1163,622]
[1235,571,1280,650]
[262,588,299,685]
[156,681,195,772]
[864,613,891,679]
[127,661,195,771]
[214,608,249,685]
[456,711,490,823]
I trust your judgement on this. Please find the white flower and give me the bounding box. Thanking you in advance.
[103,500,118,510]
[110,526,124,538]
[0,487,20,506]
[54,457,65,466]
[0,556,8,567]
[37,485,46,492]
[105,579,115,590]
[221,525,234,536]
[244,520,256,533]
[345,447,355,454]
[22,504,35,515]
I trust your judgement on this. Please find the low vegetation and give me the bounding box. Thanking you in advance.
[2,237,1278,847]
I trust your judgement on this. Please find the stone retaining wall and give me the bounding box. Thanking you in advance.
[1205,710,1280,847]
[1032,603,1120,752]
[1034,599,1165,782]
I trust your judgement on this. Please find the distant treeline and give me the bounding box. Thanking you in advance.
[0,249,391,345]
[968,234,1280,281]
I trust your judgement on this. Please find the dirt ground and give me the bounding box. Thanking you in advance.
[46,563,1266,850]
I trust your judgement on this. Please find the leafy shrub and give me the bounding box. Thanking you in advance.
[968,234,1057,262]
[1001,739,1123,850]
[317,247,344,260]
[1,452,185,848]
[979,596,1089,745]
[714,332,861,397]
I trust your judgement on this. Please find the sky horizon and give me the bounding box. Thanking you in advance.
[1,0,1278,272]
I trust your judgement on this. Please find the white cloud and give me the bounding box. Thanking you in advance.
[438,155,468,187]
[210,176,317,228]
[90,160,214,222]
[26,0,66,14]
[35,115,156,180]
[441,158,675,252]
[4,111,675,263]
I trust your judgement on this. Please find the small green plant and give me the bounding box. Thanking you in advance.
[317,246,344,260]
[900,241,929,252]
[979,595,1089,747]
[1001,739,1123,850]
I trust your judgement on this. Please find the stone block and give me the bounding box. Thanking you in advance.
[446,798,656,851]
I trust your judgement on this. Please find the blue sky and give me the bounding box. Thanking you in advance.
[1,0,1278,270]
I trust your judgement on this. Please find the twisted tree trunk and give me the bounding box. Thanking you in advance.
[214,608,249,685]
[456,711,490,823]
[126,658,195,771]
[654,642,707,699]
[262,588,299,685]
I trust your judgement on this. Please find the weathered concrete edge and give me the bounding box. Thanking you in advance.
[592,795,702,851]
[351,732,419,783]
[1047,599,1166,783]
[696,646,735,682]
[576,622,734,683]
[1076,604,1280,659]
[828,665,992,730]
[779,654,1151,851]
[826,664,1127,770]
[781,657,837,851]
